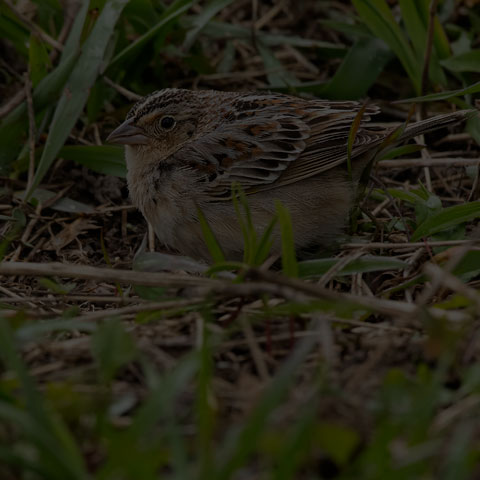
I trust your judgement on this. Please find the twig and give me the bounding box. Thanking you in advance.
[0,262,472,321]
[245,269,470,322]
[317,248,365,288]
[371,175,411,241]
[0,285,37,310]
[345,340,391,392]
[424,263,480,310]
[254,1,284,30]
[0,261,221,288]
[467,163,480,202]
[0,295,146,304]
[314,314,336,367]
[342,240,475,250]
[433,394,480,432]
[415,245,470,307]
[148,222,155,252]
[165,320,418,349]
[0,1,71,119]
[240,314,270,380]
[4,0,64,52]
[378,158,480,168]
[68,297,204,322]
[0,90,26,119]
[418,129,433,192]
[103,77,142,102]
[435,133,474,145]
[9,203,43,264]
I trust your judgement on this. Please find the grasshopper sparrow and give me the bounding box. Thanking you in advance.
[107,89,472,260]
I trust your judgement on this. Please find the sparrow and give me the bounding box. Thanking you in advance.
[107,88,472,261]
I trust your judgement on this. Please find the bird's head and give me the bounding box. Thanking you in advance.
[106,88,202,159]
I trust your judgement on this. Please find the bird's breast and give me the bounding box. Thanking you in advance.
[125,147,200,247]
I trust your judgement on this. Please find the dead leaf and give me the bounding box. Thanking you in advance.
[44,218,100,252]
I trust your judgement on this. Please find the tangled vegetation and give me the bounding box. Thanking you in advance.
[1,1,480,478]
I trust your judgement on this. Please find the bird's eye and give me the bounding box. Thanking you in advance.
[160,116,175,130]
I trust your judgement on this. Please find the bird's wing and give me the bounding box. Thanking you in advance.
[271,104,387,188]
[172,95,383,200]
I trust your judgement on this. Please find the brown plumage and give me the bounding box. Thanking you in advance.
[107,88,473,260]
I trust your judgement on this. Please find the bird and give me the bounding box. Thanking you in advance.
[107,88,473,261]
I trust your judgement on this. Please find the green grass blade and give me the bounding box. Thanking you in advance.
[202,20,343,50]
[206,261,246,276]
[17,187,94,213]
[232,184,258,264]
[130,353,199,437]
[411,200,480,241]
[395,80,480,102]
[272,404,318,480]
[403,0,448,86]
[0,0,88,170]
[0,52,77,170]
[353,0,421,92]
[26,52,79,112]
[399,0,427,57]
[0,403,81,479]
[197,205,226,263]
[440,50,480,73]
[398,0,446,86]
[276,201,298,277]
[253,215,277,266]
[215,333,319,479]
[59,145,126,177]
[432,13,451,59]
[91,319,136,383]
[60,0,89,62]
[347,104,368,178]
[98,353,198,478]
[399,0,450,59]
[0,3,29,56]
[257,40,298,87]
[26,0,129,199]
[107,0,195,70]
[379,143,425,160]
[196,309,216,477]
[319,37,392,100]
[28,35,50,87]
[0,445,46,477]
[261,34,341,49]
[183,0,235,50]
[0,319,87,479]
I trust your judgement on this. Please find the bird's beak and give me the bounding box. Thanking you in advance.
[106,118,149,145]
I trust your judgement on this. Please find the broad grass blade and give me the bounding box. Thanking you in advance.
[441,51,480,73]
[353,0,421,92]
[183,0,235,50]
[107,0,195,70]
[395,80,480,102]
[0,53,77,170]
[319,37,392,100]
[26,0,129,199]
[411,201,480,241]
[0,320,87,479]
[59,145,126,177]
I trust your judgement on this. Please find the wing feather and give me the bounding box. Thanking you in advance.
[171,94,385,200]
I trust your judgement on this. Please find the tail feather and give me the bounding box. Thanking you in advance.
[399,109,477,143]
